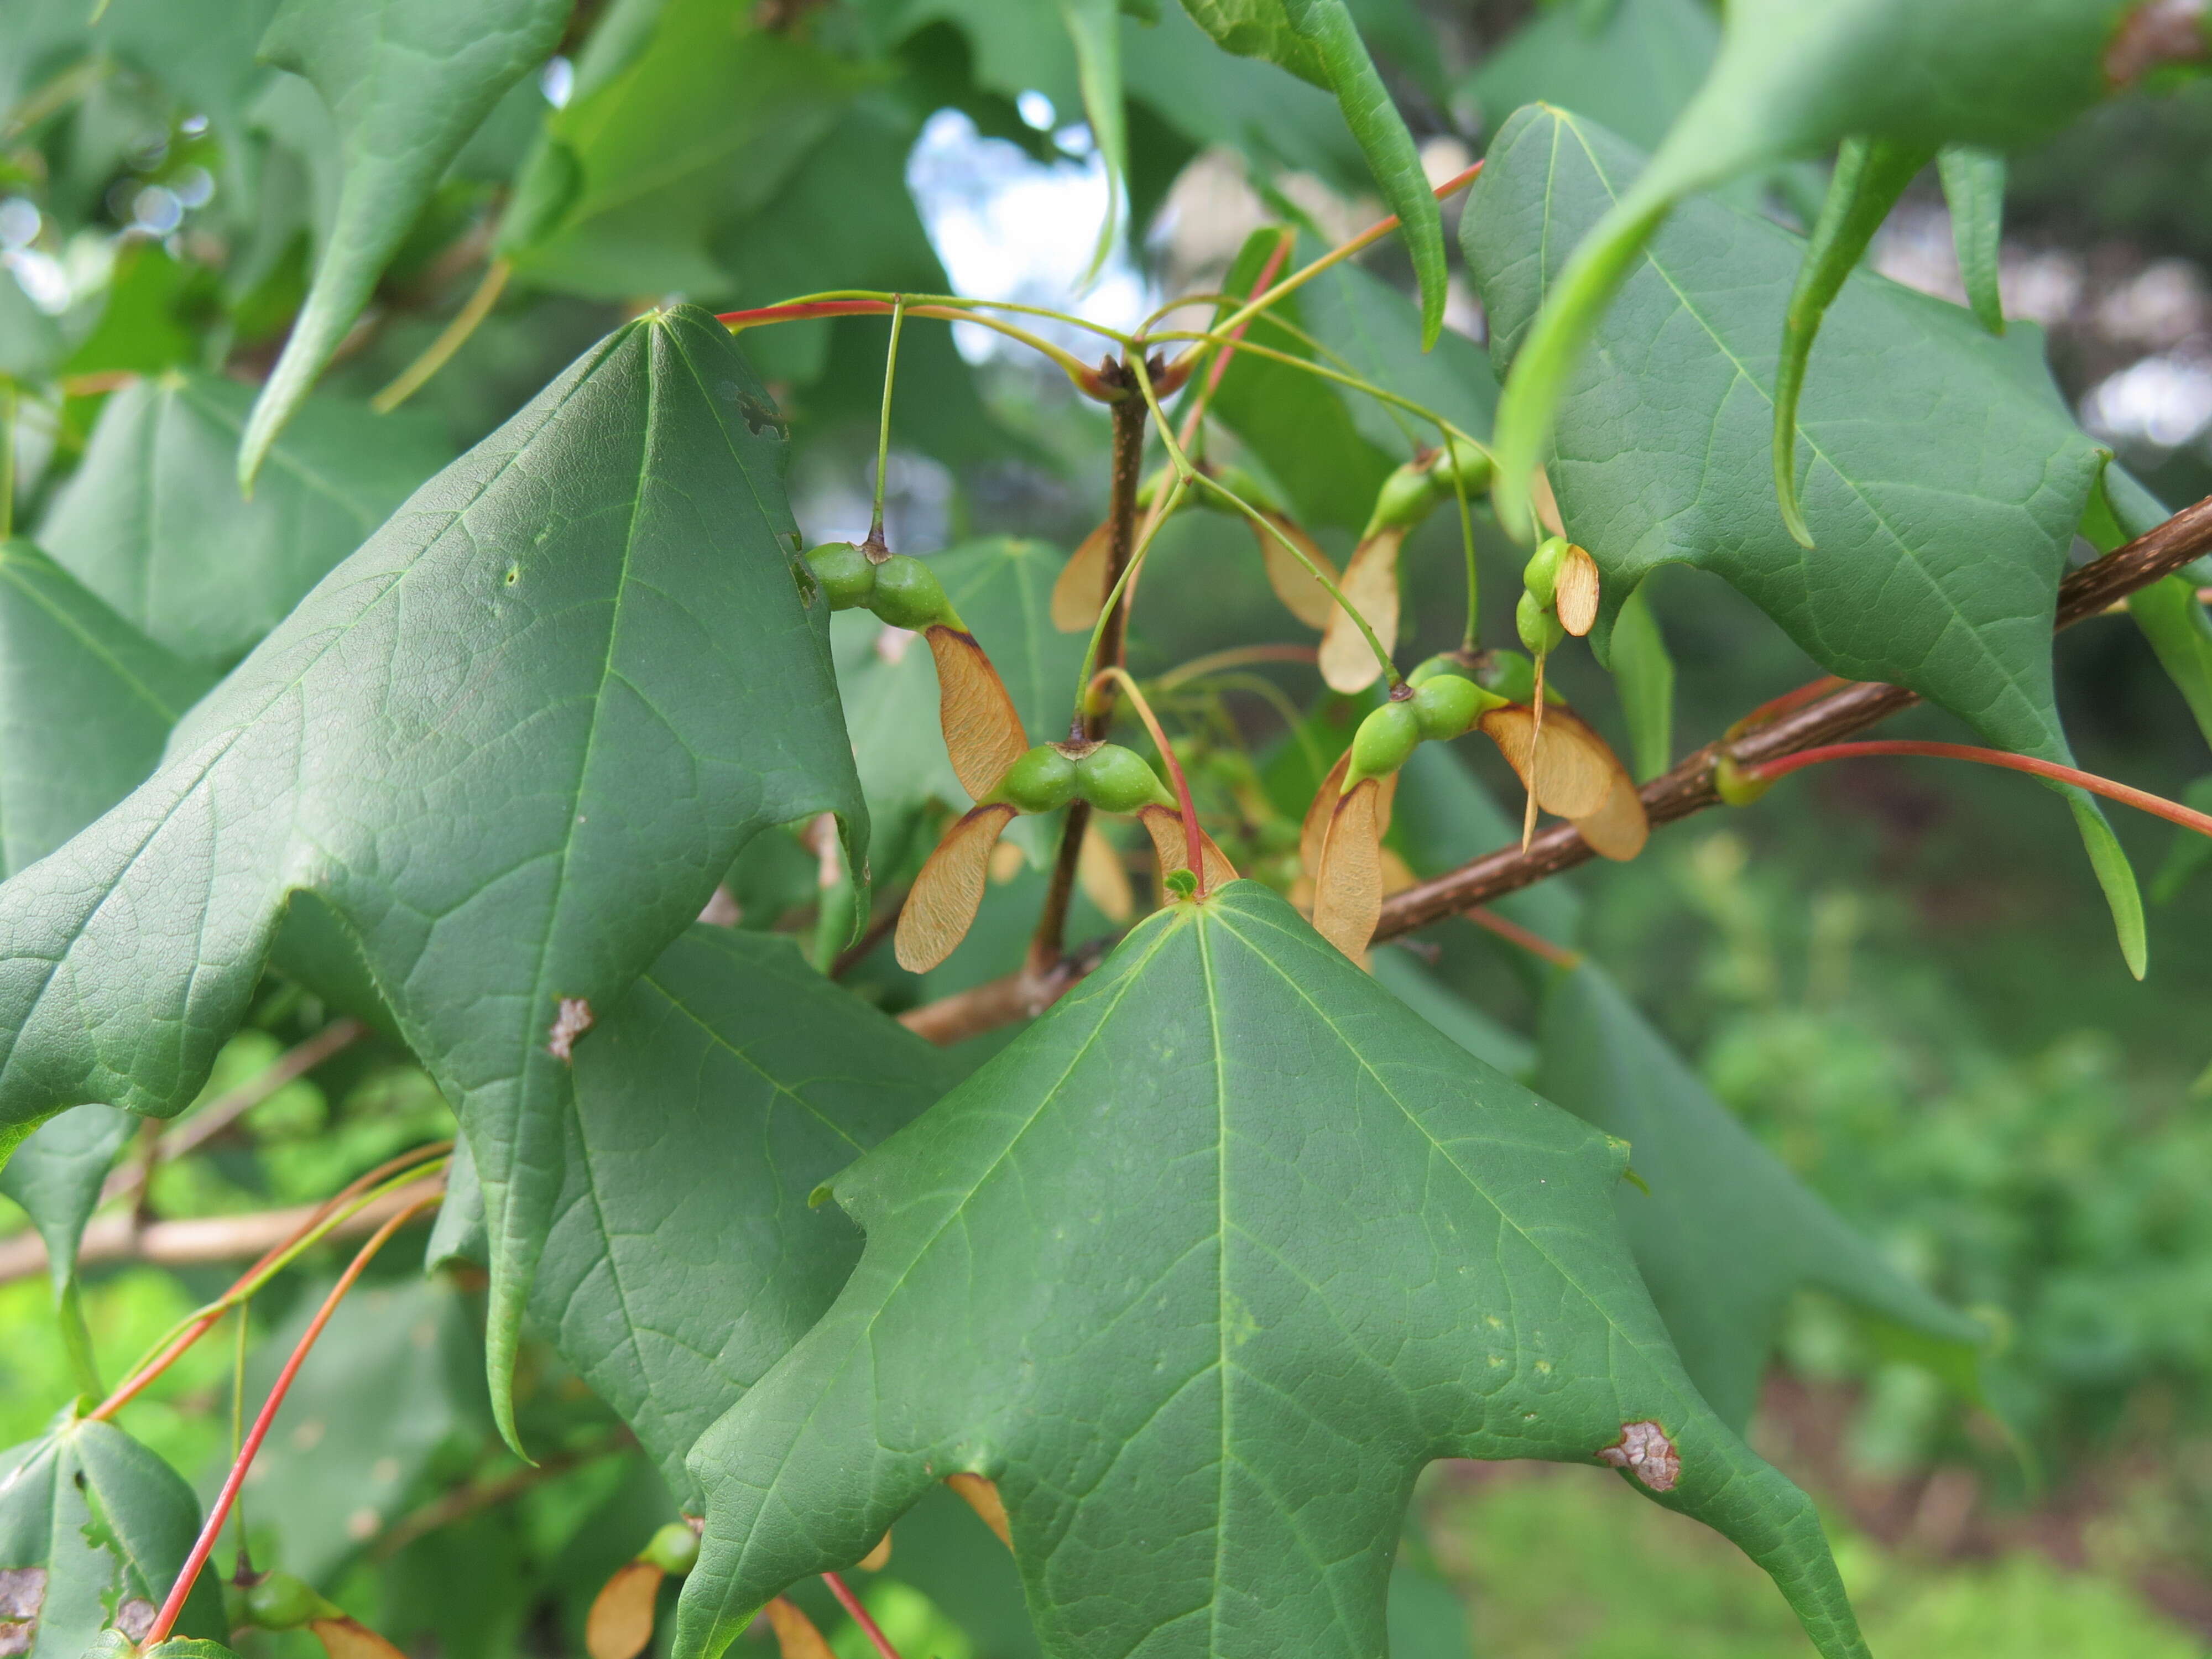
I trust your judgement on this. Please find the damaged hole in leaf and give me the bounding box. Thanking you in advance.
[548,997,594,1062]
[1597,1419,1679,1491]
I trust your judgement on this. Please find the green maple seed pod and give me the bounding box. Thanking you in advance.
[642,1521,701,1575]
[1437,437,1493,495]
[1348,700,1422,786]
[1407,652,1477,689]
[995,745,1081,813]
[1134,465,1175,510]
[246,1572,336,1630]
[1523,535,1569,609]
[1363,461,1444,536]
[1076,743,1176,813]
[1411,672,1498,742]
[804,542,877,611]
[1517,588,1567,656]
[869,555,956,630]
[1471,648,1538,706]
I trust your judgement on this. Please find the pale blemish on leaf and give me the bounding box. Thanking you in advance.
[1597,1419,1681,1491]
[549,998,596,1063]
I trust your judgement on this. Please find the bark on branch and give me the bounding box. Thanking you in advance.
[0,1183,433,1287]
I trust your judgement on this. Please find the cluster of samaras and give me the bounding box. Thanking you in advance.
[806,441,1646,972]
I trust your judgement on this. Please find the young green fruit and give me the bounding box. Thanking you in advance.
[1437,437,1493,495]
[246,1573,335,1630]
[995,745,1081,813]
[1411,672,1497,741]
[1364,461,1443,535]
[804,542,877,611]
[1471,648,1538,706]
[1348,700,1422,785]
[868,555,954,630]
[1075,743,1175,813]
[1522,535,1569,608]
[641,1521,701,1576]
[1517,588,1567,656]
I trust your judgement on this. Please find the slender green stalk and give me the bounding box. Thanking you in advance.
[58,1278,102,1398]
[0,380,15,540]
[1128,354,1401,689]
[1073,470,1188,722]
[95,1151,449,1418]
[1441,418,1479,649]
[869,295,906,547]
[228,1304,251,1571]
[1151,329,1487,453]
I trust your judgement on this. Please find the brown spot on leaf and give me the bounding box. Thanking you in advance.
[548,997,594,1063]
[895,804,1017,972]
[0,1570,42,1622]
[765,1596,836,1659]
[1597,1420,1680,1491]
[1319,527,1405,693]
[115,1599,156,1642]
[925,627,1029,801]
[2106,0,2208,84]
[1250,514,1340,631]
[584,1562,664,1659]
[945,1473,1013,1549]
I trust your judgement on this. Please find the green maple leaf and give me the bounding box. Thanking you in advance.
[239,0,568,482]
[0,1417,226,1657]
[0,306,866,1446]
[39,370,451,668]
[1537,966,1984,1430]
[530,925,962,1510]
[1466,107,2145,973]
[674,881,1868,1659]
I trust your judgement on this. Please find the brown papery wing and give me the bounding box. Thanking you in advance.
[312,1616,414,1659]
[1138,803,1238,892]
[1050,519,1111,631]
[1479,704,1613,820]
[1312,777,1385,963]
[925,625,1029,801]
[894,803,1016,972]
[765,1597,838,1659]
[1318,527,1405,693]
[1554,544,1601,637]
[1251,513,1340,630]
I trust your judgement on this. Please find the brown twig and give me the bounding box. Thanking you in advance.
[1029,377,1150,977]
[0,1182,434,1288]
[899,493,2212,1046]
[369,1430,634,1559]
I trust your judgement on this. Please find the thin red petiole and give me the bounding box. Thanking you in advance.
[1464,907,1582,971]
[144,1194,437,1646]
[1745,740,2212,838]
[93,1141,450,1420]
[822,1571,904,1659]
[1092,667,1208,895]
[1176,232,1292,451]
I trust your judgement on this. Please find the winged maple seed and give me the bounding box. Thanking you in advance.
[1250,512,1342,629]
[1312,776,1388,962]
[1480,703,1649,860]
[309,1614,409,1659]
[1318,525,1406,692]
[586,1562,662,1659]
[922,625,1027,801]
[1554,544,1601,637]
[945,1473,1013,1548]
[1049,520,1113,632]
[1136,804,1239,894]
[765,1597,836,1659]
[895,804,1020,972]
